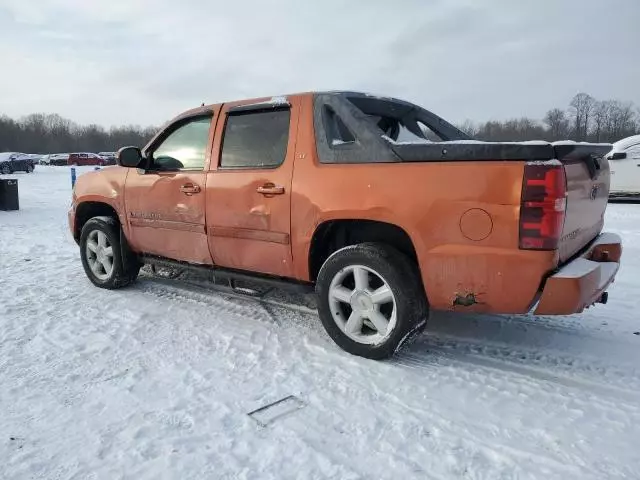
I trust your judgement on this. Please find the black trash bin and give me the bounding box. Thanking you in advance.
[0,178,19,211]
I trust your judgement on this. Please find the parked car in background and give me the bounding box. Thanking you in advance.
[608,135,640,199]
[98,152,117,165]
[0,152,35,174]
[67,153,107,166]
[18,153,44,164]
[46,153,70,166]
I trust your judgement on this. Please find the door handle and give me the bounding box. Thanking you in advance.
[257,183,285,195]
[180,184,201,195]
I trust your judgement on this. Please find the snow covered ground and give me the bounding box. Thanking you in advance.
[1,166,640,479]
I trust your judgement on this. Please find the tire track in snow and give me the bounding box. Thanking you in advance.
[126,274,640,472]
[300,342,589,479]
[135,276,292,328]
[131,277,317,381]
[395,347,640,406]
[136,274,640,407]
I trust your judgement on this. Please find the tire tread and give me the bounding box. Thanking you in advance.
[80,216,139,289]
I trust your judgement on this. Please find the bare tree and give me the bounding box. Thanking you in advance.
[2,92,639,152]
[0,112,157,154]
[569,92,595,140]
[0,115,20,152]
[544,108,570,140]
[457,120,478,137]
[591,101,612,142]
[606,101,637,142]
[474,117,546,141]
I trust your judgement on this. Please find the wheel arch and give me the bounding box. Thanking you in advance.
[308,219,421,283]
[74,201,121,242]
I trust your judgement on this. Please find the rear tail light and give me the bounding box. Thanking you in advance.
[519,162,567,250]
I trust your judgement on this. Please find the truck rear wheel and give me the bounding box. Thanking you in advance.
[316,243,428,359]
[79,217,140,289]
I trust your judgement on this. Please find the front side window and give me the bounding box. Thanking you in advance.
[220,109,290,169]
[152,116,212,170]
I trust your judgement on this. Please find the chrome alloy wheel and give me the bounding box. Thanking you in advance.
[328,265,397,345]
[85,229,114,281]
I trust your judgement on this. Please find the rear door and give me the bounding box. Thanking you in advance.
[555,144,611,263]
[205,96,299,277]
[124,110,219,265]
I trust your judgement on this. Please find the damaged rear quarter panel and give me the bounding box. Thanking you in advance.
[424,244,557,313]
[290,99,556,314]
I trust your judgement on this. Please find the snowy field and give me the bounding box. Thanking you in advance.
[1,166,640,480]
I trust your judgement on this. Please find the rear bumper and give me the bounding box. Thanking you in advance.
[533,232,622,315]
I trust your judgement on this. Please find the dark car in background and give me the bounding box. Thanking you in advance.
[98,152,117,165]
[0,152,35,174]
[44,153,70,165]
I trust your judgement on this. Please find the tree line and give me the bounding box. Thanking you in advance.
[458,93,639,143]
[0,113,157,154]
[1,92,639,154]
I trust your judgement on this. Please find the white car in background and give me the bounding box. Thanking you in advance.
[98,151,117,165]
[607,134,640,198]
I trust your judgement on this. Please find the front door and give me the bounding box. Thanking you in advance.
[205,97,299,277]
[124,111,218,264]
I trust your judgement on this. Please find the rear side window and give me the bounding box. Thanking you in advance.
[220,109,290,169]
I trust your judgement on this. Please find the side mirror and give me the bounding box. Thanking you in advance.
[117,146,143,168]
[609,151,627,160]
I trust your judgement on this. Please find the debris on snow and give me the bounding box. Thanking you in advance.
[248,395,306,427]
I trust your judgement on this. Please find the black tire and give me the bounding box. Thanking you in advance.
[1,164,11,175]
[26,164,34,173]
[316,243,428,360]
[79,216,140,289]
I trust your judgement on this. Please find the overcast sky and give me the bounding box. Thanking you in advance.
[1,0,638,127]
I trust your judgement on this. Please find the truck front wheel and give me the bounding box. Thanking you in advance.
[316,243,428,360]
[79,217,139,289]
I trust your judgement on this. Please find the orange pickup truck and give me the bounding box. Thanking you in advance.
[69,91,622,359]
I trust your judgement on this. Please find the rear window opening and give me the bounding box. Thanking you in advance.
[323,106,356,146]
[345,95,444,143]
[393,121,442,143]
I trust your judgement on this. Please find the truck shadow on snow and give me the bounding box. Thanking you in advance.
[141,267,613,371]
[138,270,640,399]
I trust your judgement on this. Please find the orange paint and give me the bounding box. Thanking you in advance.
[70,92,622,316]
